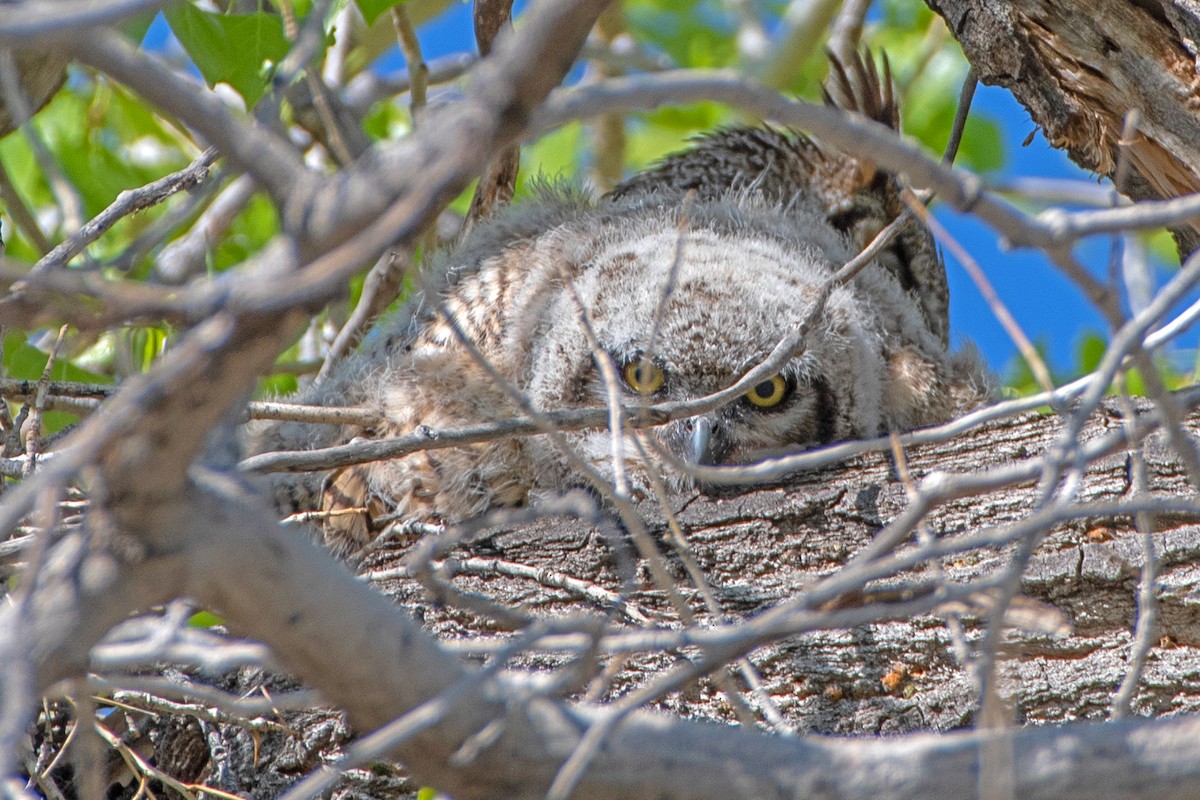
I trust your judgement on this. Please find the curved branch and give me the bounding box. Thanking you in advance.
[0,0,166,43]
[64,30,307,209]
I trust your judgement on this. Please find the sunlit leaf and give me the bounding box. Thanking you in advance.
[164,3,290,107]
[258,372,300,398]
[1124,366,1146,395]
[1142,227,1180,267]
[625,0,734,69]
[1076,331,1106,375]
[211,194,280,273]
[356,0,406,27]
[2,332,111,385]
[362,98,411,142]
[188,610,225,628]
[953,116,1005,172]
[518,122,582,192]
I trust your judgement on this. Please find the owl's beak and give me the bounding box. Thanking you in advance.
[670,415,730,467]
[690,417,713,465]
[660,416,732,491]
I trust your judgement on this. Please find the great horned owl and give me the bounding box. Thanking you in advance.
[259,53,988,554]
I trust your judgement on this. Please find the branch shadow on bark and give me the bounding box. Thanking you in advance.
[25,396,1200,799]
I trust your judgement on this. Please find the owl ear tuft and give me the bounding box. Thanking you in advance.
[821,49,899,131]
[813,49,900,202]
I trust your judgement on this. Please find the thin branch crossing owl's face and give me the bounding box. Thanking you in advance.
[526,223,885,486]
[261,50,988,553]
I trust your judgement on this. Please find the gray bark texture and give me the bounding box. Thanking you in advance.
[360,396,1200,732]
[46,398,1200,799]
[11,1,1200,798]
[924,0,1200,255]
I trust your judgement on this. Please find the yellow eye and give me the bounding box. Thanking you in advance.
[746,375,790,408]
[622,359,665,394]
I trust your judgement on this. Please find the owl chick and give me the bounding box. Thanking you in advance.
[259,53,988,554]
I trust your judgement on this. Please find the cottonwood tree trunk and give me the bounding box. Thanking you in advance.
[72,398,1200,798]
[925,0,1200,256]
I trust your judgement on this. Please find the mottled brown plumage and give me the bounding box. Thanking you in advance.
[255,52,988,555]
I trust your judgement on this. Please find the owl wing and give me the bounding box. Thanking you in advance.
[607,51,949,345]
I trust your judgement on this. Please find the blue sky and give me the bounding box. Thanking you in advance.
[142,3,1195,379]
[938,85,1119,378]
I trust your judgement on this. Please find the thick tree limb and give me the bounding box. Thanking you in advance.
[10,1,1200,797]
[0,0,166,43]
[13,401,1200,799]
[925,0,1200,256]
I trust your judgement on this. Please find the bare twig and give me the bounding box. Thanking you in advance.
[942,67,977,165]
[391,4,429,124]
[34,150,217,273]
[67,30,307,207]
[93,718,249,800]
[342,52,477,114]
[450,556,652,625]
[826,0,871,64]
[1110,389,1159,719]
[0,159,51,255]
[461,0,519,235]
[21,325,68,477]
[532,70,1200,252]
[0,381,377,431]
[90,676,321,717]
[0,0,167,43]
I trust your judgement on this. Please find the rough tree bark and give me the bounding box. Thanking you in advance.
[8,1,1200,798]
[49,397,1200,798]
[924,0,1200,255]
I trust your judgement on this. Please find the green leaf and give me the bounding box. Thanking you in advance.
[1075,331,1107,375]
[1123,367,1146,396]
[2,332,111,385]
[258,372,299,398]
[188,610,225,628]
[26,79,189,239]
[2,331,112,435]
[1142,227,1180,266]
[518,122,582,192]
[127,327,169,373]
[164,3,290,107]
[625,1,736,69]
[211,194,280,273]
[953,116,1005,173]
[362,99,410,142]
[355,0,405,27]
[120,9,159,43]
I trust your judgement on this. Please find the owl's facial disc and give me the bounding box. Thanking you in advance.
[611,353,805,466]
[672,375,797,465]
